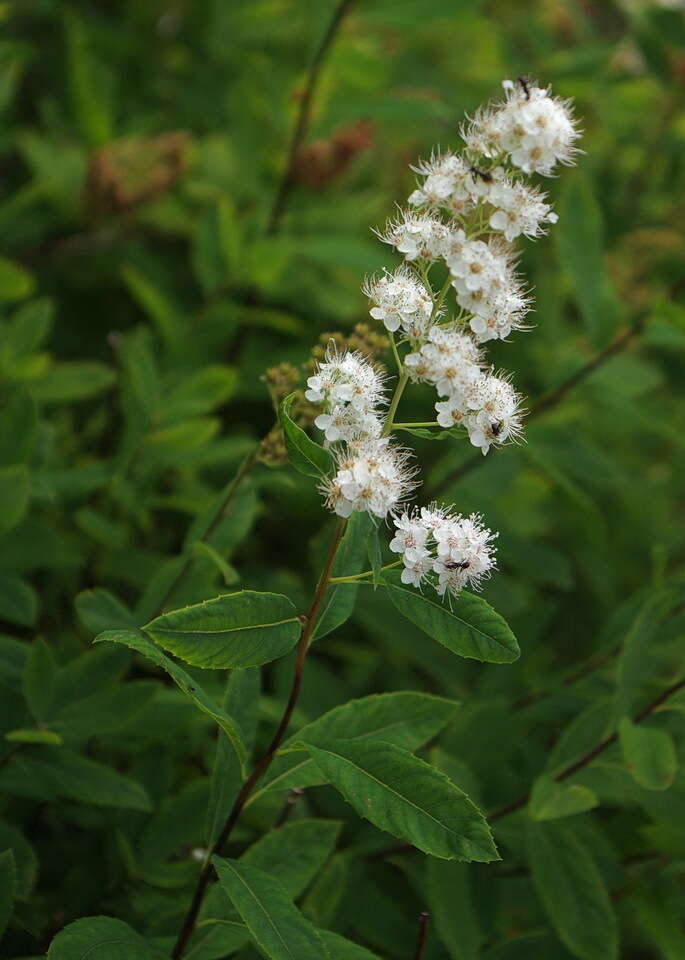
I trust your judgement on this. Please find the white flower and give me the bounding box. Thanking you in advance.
[389,511,429,555]
[465,373,524,454]
[488,179,558,241]
[322,439,416,519]
[435,395,468,429]
[377,210,449,262]
[408,152,476,216]
[400,547,433,587]
[405,325,484,398]
[314,406,383,443]
[446,237,513,294]
[363,267,433,338]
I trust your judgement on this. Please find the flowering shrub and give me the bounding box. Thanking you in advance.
[2,5,685,960]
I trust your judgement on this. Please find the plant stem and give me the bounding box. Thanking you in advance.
[413,912,430,960]
[170,518,347,958]
[431,275,452,320]
[329,559,403,584]
[383,372,409,437]
[390,332,403,374]
[488,675,685,822]
[392,421,440,429]
[266,0,355,235]
[154,445,260,616]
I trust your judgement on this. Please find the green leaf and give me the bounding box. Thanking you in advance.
[75,588,138,636]
[95,629,247,772]
[212,857,329,960]
[619,717,677,791]
[313,513,372,640]
[63,10,112,147]
[47,915,155,959]
[386,580,520,663]
[320,931,381,959]
[527,819,618,960]
[22,638,56,722]
[142,592,301,669]
[305,739,498,862]
[31,362,115,403]
[0,257,33,302]
[254,691,457,801]
[555,173,618,345]
[427,859,480,959]
[162,365,238,424]
[0,390,37,465]
[0,747,151,811]
[0,821,36,899]
[0,848,15,941]
[121,263,182,347]
[0,575,38,627]
[0,465,30,536]
[196,819,340,958]
[279,393,333,479]
[529,774,599,821]
[205,668,259,847]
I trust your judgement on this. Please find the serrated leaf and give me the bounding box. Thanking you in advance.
[279,393,333,479]
[212,857,329,960]
[619,717,676,791]
[305,739,498,861]
[95,629,246,772]
[320,931,381,959]
[386,579,520,663]
[253,691,457,801]
[47,915,155,959]
[527,819,618,960]
[529,774,598,821]
[142,592,300,669]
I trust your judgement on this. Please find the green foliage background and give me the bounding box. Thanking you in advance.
[1,0,685,957]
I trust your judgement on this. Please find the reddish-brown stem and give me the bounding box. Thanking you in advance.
[372,677,685,862]
[487,676,685,822]
[413,912,430,960]
[170,519,347,958]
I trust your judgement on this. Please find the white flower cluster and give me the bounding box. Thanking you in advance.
[363,267,433,339]
[307,349,415,518]
[405,326,523,454]
[303,78,580,597]
[305,348,386,443]
[323,439,415,519]
[464,78,580,175]
[390,506,497,596]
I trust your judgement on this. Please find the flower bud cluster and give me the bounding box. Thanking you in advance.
[390,506,497,596]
